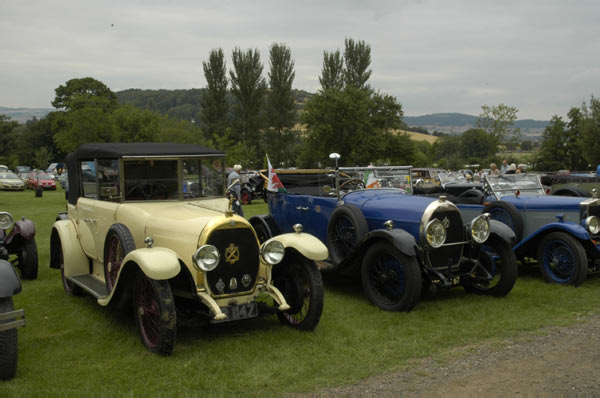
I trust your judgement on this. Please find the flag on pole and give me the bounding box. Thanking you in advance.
[267,156,287,192]
[364,170,379,189]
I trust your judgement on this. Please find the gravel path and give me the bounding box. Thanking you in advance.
[310,314,600,396]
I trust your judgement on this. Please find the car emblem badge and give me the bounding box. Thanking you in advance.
[216,278,225,292]
[442,217,450,229]
[225,243,240,264]
[241,274,252,287]
[229,278,238,290]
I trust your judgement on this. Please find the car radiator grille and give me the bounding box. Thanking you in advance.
[427,209,465,270]
[205,228,259,296]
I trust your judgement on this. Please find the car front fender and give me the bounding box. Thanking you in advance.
[487,219,517,247]
[50,220,88,276]
[0,259,22,298]
[122,247,181,280]
[268,232,328,261]
[514,221,591,252]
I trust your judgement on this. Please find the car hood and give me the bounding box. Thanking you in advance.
[500,194,585,212]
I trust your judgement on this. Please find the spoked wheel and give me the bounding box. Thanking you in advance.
[18,239,38,279]
[361,242,422,311]
[327,205,368,265]
[0,297,18,381]
[483,201,524,243]
[133,272,177,355]
[462,237,517,296]
[537,232,587,285]
[103,224,135,293]
[273,256,324,331]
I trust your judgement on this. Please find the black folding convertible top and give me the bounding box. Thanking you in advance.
[65,142,225,204]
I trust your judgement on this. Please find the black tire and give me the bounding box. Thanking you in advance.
[537,232,588,286]
[103,224,135,293]
[58,243,83,296]
[483,201,524,243]
[327,204,368,264]
[553,186,590,197]
[18,239,38,279]
[462,236,517,296]
[273,255,324,331]
[457,188,484,204]
[0,297,18,381]
[133,272,177,355]
[361,241,422,311]
[240,189,252,205]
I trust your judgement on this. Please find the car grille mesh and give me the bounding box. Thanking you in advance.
[205,228,259,296]
[427,208,464,269]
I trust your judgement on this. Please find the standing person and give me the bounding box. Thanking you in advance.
[227,164,244,216]
[500,159,509,174]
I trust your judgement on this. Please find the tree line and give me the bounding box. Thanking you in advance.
[1,37,598,172]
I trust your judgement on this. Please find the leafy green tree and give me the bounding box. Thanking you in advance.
[460,128,497,161]
[264,43,296,166]
[476,104,520,144]
[111,105,161,142]
[52,77,117,112]
[33,146,54,169]
[319,50,344,91]
[536,115,568,170]
[229,47,266,157]
[579,96,600,167]
[0,115,19,167]
[54,107,115,152]
[343,38,372,90]
[434,135,462,170]
[201,48,229,138]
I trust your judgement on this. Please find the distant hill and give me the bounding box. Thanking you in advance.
[0,107,53,123]
[404,112,549,138]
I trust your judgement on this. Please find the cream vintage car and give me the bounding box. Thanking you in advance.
[49,143,327,355]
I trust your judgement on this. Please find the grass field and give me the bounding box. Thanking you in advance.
[1,189,600,395]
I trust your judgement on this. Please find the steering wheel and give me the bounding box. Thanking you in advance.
[127,183,169,200]
[339,178,366,191]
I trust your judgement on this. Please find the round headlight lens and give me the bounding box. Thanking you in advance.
[470,214,491,244]
[261,240,285,265]
[192,245,220,272]
[425,219,446,248]
[585,216,600,235]
[0,212,15,230]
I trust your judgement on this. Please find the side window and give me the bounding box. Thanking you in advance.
[80,161,97,199]
[201,159,224,197]
[183,159,200,198]
[98,160,120,202]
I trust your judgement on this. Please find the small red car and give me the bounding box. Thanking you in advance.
[28,173,56,190]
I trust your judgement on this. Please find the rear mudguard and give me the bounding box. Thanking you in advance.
[2,218,35,248]
[50,220,89,277]
[266,232,328,261]
[0,259,22,298]
[97,247,180,306]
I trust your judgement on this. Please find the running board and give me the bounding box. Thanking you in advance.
[69,275,109,298]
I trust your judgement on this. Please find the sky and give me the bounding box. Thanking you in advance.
[1,0,599,120]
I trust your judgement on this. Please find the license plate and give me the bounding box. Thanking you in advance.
[212,302,258,323]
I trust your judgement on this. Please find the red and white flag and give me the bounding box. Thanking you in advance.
[267,156,287,192]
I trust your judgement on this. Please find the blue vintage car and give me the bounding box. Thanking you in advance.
[250,164,518,312]
[447,173,600,286]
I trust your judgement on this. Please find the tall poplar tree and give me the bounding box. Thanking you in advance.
[229,47,266,148]
[343,38,372,90]
[201,48,229,138]
[319,50,344,91]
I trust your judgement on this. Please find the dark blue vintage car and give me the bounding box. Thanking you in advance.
[250,164,518,312]
[449,174,600,286]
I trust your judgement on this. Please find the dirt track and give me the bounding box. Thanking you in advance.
[313,315,600,396]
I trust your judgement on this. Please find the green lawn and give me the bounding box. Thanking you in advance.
[1,189,600,395]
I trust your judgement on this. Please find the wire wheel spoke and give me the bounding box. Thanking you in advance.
[544,241,575,279]
[136,278,161,347]
[370,253,405,303]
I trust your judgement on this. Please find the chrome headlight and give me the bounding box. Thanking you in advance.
[425,218,446,248]
[261,240,285,265]
[585,216,600,235]
[192,245,220,272]
[470,214,491,244]
[0,212,14,230]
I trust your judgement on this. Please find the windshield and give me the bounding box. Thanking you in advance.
[36,173,52,179]
[0,173,19,179]
[437,172,479,186]
[338,166,412,193]
[485,174,545,198]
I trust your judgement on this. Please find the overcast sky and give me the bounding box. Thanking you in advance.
[1,0,599,120]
